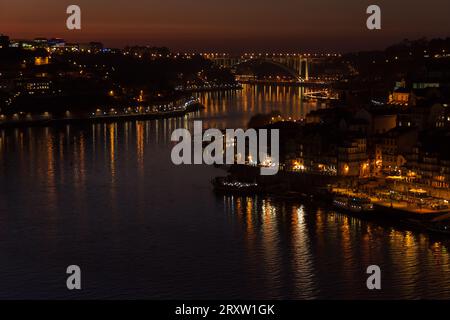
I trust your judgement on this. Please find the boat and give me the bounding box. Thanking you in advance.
[332,195,374,213]
[211,177,260,194]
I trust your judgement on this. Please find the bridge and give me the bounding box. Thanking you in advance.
[201,53,340,83]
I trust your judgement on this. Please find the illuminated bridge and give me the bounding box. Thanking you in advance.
[202,53,340,83]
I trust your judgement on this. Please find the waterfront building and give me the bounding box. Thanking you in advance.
[337,137,370,177]
[376,126,419,174]
[288,122,370,177]
[406,149,450,197]
[405,130,450,198]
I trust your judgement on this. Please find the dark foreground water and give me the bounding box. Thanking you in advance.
[0,85,449,299]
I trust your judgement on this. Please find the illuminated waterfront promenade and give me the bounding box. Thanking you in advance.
[0,97,202,127]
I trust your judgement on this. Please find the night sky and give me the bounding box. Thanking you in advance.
[1,0,450,52]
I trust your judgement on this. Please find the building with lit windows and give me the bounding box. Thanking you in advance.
[16,79,52,94]
[376,127,418,174]
[337,138,370,177]
[389,88,410,105]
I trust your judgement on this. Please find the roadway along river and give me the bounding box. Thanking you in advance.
[0,84,449,299]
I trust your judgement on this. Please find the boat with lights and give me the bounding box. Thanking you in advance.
[211,177,261,194]
[332,195,374,213]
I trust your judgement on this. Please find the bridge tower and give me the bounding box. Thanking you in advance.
[298,56,309,81]
[304,58,309,81]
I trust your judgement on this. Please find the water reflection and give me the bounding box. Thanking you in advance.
[222,195,450,299]
[196,84,323,128]
[0,85,449,299]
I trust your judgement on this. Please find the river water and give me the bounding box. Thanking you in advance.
[0,84,449,299]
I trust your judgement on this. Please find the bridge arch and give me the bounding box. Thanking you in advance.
[238,58,308,82]
[207,55,310,82]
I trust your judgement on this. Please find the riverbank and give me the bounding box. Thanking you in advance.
[175,83,243,92]
[215,164,450,234]
[0,98,203,128]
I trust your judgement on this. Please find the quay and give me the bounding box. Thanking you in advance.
[331,187,450,221]
[0,98,203,128]
[216,164,450,234]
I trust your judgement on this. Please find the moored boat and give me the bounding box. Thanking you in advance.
[332,195,374,213]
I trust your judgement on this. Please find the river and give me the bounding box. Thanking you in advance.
[0,84,449,299]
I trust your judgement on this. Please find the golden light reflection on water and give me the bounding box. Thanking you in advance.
[44,127,57,212]
[136,121,144,174]
[108,123,117,181]
[197,84,322,129]
[260,199,280,290]
[290,205,318,298]
[58,132,65,185]
[0,120,186,214]
[221,195,450,298]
